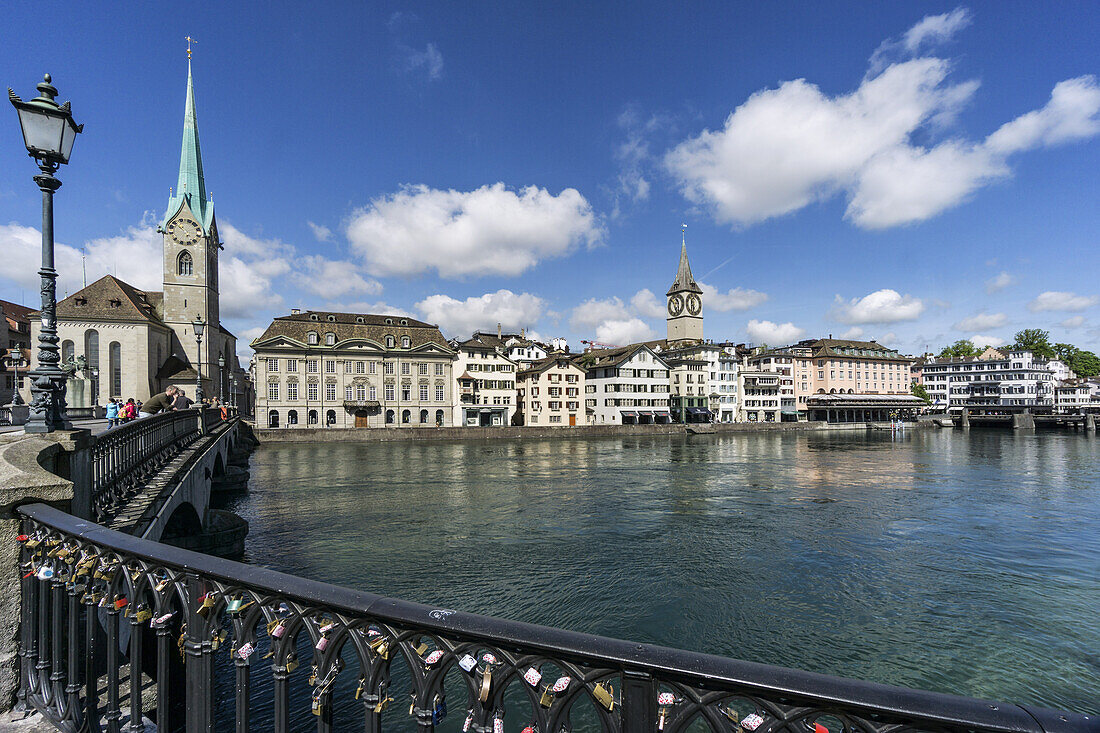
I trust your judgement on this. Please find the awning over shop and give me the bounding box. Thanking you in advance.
[654,411,671,417]
[621,410,638,417]
[686,407,710,414]
[781,409,799,415]
[639,410,654,416]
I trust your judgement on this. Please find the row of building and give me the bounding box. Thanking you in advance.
[250,239,929,429]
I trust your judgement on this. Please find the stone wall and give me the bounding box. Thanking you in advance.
[253,420,893,443]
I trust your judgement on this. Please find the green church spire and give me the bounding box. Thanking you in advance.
[162,59,213,233]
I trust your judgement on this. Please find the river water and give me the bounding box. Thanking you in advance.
[217,428,1100,717]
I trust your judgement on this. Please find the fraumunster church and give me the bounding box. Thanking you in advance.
[25,57,242,407]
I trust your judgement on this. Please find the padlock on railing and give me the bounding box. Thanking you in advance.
[196,592,217,618]
[210,629,227,650]
[424,649,446,667]
[458,653,477,672]
[524,666,542,687]
[236,642,255,660]
[657,692,679,731]
[155,575,171,592]
[741,713,766,731]
[493,710,505,733]
[152,612,173,628]
[286,653,300,673]
[539,676,571,708]
[432,694,447,725]
[593,682,615,712]
[463,710,474,732]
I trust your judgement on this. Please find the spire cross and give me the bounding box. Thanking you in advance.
[185,36,197,59]
[681,223,687,245]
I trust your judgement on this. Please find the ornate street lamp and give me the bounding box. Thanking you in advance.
[192,316,205,403]
[217,353,225,403]
[6,348,24,405]
[9,74,82,433]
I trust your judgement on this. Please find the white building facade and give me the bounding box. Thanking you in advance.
[922,350,1059,412]
[577,345,671,424]
[516,356,585,426]
[453,333,518,426]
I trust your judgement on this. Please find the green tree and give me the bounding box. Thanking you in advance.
[911,382,931,402]
[1053,343,1100,377]
[1011,329,1055,359]
[938,339,979,358]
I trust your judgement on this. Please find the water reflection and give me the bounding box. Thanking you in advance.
[216,430,1100,714]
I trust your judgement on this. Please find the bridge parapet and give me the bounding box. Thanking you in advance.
[11,502,1096,733]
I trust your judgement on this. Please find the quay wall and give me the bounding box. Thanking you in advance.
[253,420,925,444]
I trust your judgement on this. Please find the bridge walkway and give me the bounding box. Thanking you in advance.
[104,418,235,537]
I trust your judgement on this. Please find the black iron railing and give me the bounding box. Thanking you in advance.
[15,503,1096,733]
[89,411,201,523]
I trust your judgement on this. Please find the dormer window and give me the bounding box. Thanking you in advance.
[385,335,395,349]
[402,336,411,348]
[327,315,336,322]
[108,298,121,308]
[74,297,87,307]
[355,316,364,323]
[309,313,319,321]
[308,332,319,345]
[384,318,393,325]
[325,333,335,346]
[177,250,193,276]
[400,319,408,325]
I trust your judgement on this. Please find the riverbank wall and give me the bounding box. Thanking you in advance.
[253,420,927,444]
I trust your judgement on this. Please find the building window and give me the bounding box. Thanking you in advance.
[345,385,353,401]
[420,409,428,424]
[307,360,319,374]
[385,336,395,348]
[369,361,377,374]
[384,362,394,375]
[385,385,395,401]
[268,382,279,401]
[419,362,428,375]
[308,332,319,345]
[324,360,336,373]
[268,358,280,372]
[307,383,318,401]
[420,384,429,401]
[435,385,444,402]
[85,330,99,372]
[355,361,365,374]
[402,409,411,424]
[177,250,193,276]
[286,359,296,372]
[435,363,444,376]
[308,410,318,425]
[326,383,336,401]
[326,409,336,425]
[61,340,74,364]
[402,336,411,348]
[401,386,411,401]
[435,409,444,425]
[287,410,298,425]
[325,333,335,346]
[287,383,298,401]
[355,385,366,401]
[268,410,279,428]
[401,362,410,375]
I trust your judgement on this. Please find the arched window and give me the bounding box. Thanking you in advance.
[61,340,74,364]
[401,409,411,424]
[308,332,319,345]
[385,336,395,349]
[85,330,99,370]
[268,410,279,428]
[435,409,444,426]
[309,313,319,321]
[385,409,395,424]
[177,250,193,276]
[327,315,336,322]
[419,409,428,424]
[308,409,318,425]
[109,341,121,397]
[401,336,410,348]
[287,409,298,425]
[326,409,336,425]
[325,333,335,346]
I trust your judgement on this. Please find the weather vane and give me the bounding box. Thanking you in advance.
[681,222,687,244]
[185,36,197,59]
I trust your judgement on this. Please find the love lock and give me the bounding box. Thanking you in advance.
[479,665,492,702]
[432,694,447,725]
[657,692,678,731]
[741,713,766,731]
[592,682,615,712]
[132,605,153,624]
[458,653,477,672]
[539,676,570,708]
[196,592,217,618]
[424,649,446,666]
[524,666,542,687]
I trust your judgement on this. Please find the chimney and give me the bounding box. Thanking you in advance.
[291,308,301,315]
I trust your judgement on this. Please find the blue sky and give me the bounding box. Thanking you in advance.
[1,1,1098,361]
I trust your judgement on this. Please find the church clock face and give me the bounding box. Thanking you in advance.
[668,294,684,316]
[686,293,701,316]
[167,218,202,246]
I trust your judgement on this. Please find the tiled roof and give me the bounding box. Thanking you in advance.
[572,344,666,370]
[0,300,35,324]
[47,275,164,324]
[518,355,582,378]
[253,310,450,351]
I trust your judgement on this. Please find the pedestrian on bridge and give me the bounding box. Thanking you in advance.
[104,398,119,428]
[139,386,179,419]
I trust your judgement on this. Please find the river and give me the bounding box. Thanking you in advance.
[215,428,1100,718]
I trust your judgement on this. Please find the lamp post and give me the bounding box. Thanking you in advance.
[9,75,82,433]
[230,374,237,412]
[192,316,205,404]
[89,366,99,408]
[6,348,24,405]
[217,353,225,403]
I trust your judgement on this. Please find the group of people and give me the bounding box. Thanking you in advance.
[104,385,227,428]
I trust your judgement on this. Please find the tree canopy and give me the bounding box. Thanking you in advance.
[1010,329,1055,359]
[938,339,980,358]
[936,330,1099,378]
[911,382,931,402]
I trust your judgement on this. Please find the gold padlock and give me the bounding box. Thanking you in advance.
[133,606,153,623]
[286,654,300,673]
[197,593,216,618]
[539,686,554,708]
[413,642,429,656]
[368,636,389,659]
[721,706,739,724]
[479,665,492,702]
[155,576,170,592]
[374,695,393,713]
[593,682,614,711]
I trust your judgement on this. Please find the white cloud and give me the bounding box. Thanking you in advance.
[630,289,666,318]
[969,334,1006,348]
[1061,315,1086,329]
[307,221,332,241]
[841,327,865,339]
[219,256,284,320]
[1027,291,1098,313]
[746,319,804,345]
[402,42,443,80]
[664,10,1100,230]
[870,7,972,73]
[879,332,898,346]
[699,282,768,311]
[595,318,656,346]
[985,271,1015,294]
[569,296,631,331]
[415,289,546,339]
[321,301,415,318]
[610,106,669,218]
[831,289,924,324]
[292,256,382,299]
[953,312,1008,332]
[346,183,602,278]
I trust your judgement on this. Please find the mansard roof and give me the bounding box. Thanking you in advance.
[48,275,165,325]
[252,310,450,351]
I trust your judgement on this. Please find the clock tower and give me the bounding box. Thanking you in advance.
[666,227,703,346]
[159,58,221,379]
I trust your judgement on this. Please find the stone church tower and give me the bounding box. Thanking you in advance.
[158,59,222,384]
[666,230,703,346]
